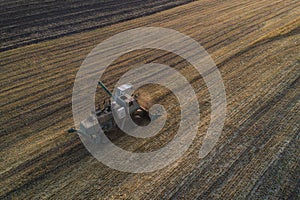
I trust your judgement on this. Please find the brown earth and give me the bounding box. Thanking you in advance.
[0,0,299,199]
[0,0,193,51]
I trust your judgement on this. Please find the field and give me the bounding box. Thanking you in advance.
[0,0,193,51]
[1,0,299,199]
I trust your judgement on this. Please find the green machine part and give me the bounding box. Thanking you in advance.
[98,81,114,98]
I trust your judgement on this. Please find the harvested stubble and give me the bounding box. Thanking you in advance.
[0,0,299,199]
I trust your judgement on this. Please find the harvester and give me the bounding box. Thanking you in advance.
[69,81,153,141]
